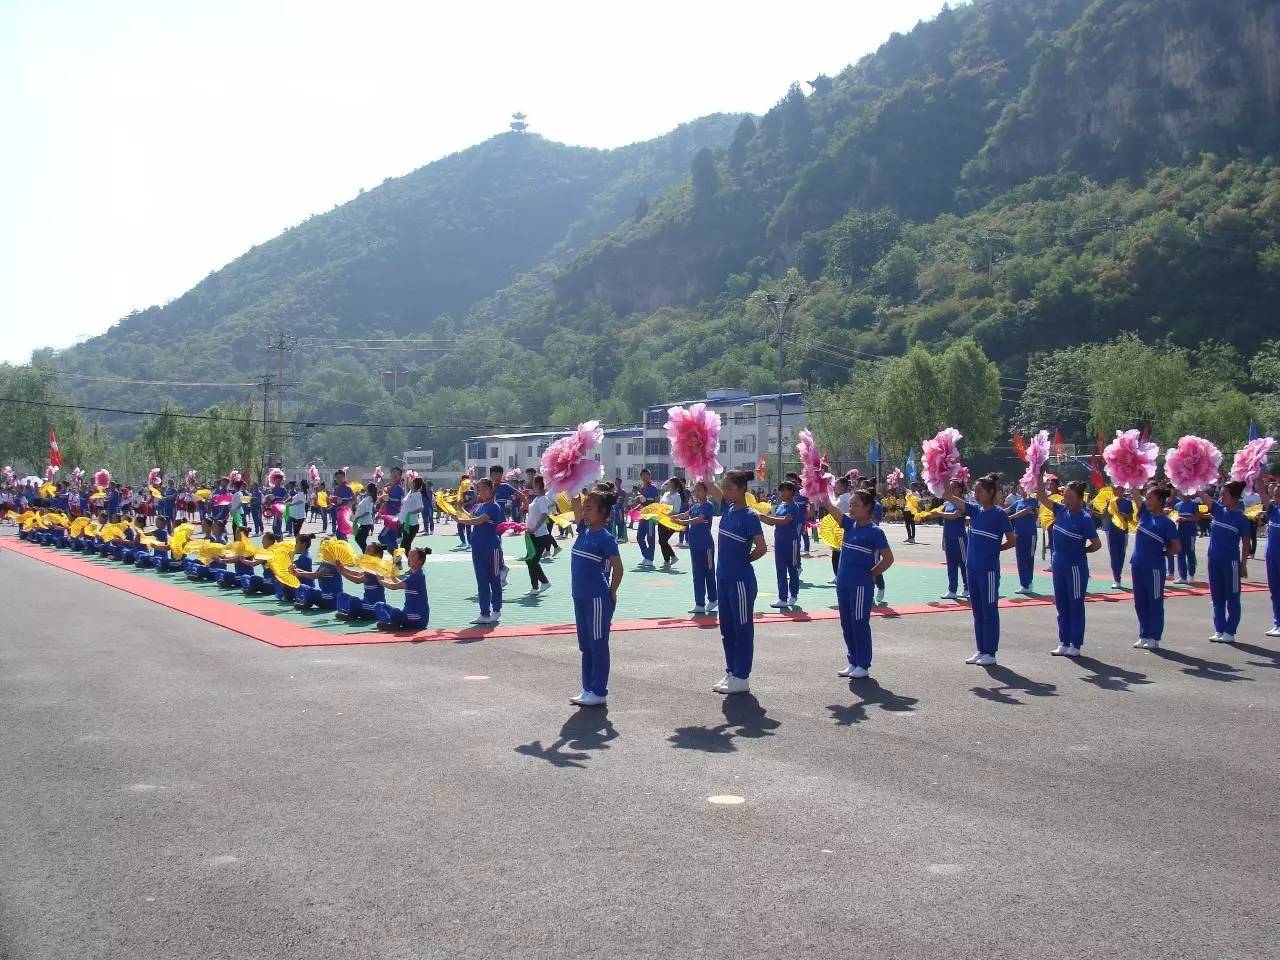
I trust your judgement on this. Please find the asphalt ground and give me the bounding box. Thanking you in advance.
[1,536,1278,959]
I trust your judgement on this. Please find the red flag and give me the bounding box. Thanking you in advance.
[1052,429,1066,459]
[1090,454,1105,489]
[48,429,62,468]
[754,453,767,482]
[1011,432,1027,463]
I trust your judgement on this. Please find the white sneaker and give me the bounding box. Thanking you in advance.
[724,675,751,694]
[500,567,509,587]
[1143,640,1160,650]
[569,689,589,704]
[769,599,788,609]
[848,666,869,679]
[639,560,653,569]
[837,665,854,677]
[1111,581,1122,590]
[706,602,717,614]
[875,589,885,605]
[958,591,970,602]
[1015,587,1032,595]
[940,591,957,600]
[964,652,983,664]
[689,606,706,615]
[1208,632,1226,643]
[470,614,495,625]
[1133,638,1148,648]
[1267,627,1280,638]
[537,582,551,594]
[1221,633,1235,644]
[574,691,607,707]
[1051,644,1068,656]
[711,674,730,693]
[1063,646,1081,657]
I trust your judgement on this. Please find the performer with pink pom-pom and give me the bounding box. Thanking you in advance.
[923,429,970,600]
[1198,478,1253,644]
[1261,473,1280,638]
[565,483,625,707]
[1100,429,1159,590]
[704,469,767,694]
[944,472,1015,665]
[1034,468,1102,657]
[1128,483,1180,650]
[822,485,895,678]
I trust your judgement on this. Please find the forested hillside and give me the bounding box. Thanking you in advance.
[9,0,1280,478]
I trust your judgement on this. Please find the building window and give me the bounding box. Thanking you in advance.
[466,441,485,460]
[527,445,534,457]
[508,455,517,468]
[746,435,756,454]
[734,437,746,453]
[627,440,641,456]
[538,442,549,455]
[644,438,669,456]
[718,439,727,453]
[488,446,498,459]
[646,409,666,428]
[615,442,622,456]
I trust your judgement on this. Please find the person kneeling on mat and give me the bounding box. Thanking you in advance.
[374,547,431,631]
[334,543,387,621]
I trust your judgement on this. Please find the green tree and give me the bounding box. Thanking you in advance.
[936,338,1002,451]
[728,116,756,172]
[870,245,920,303]
[690,147,720,207]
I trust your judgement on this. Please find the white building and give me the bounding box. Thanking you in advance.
[463,388,805,486]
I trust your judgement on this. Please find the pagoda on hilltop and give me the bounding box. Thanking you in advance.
[509,112,529,134]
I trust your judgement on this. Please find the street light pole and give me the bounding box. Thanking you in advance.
[763,293,799,489]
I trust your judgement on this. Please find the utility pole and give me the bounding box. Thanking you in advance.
[761,292,800,488]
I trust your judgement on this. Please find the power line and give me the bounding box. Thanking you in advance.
[51,372,259,388]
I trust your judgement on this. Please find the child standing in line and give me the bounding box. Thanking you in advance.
[375,547,431,631]
[1007,484,1039,594]
[939,478,970,601]
[706,470,766,695]
[824,489,894,678]
[761,480,803,609]
[1130,486,1180,650]
[635,469,659,569]
[1200,481,1253,644]
[1035,474,1102,657]
[567,485,624,707]
[945,473,1014,666]
[455,478,505,625]
[673,480,717,615]
[1262,476,1280,639]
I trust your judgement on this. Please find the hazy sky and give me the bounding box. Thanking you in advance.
[0,0,949,365]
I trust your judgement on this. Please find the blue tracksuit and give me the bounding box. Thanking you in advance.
[1008,497,1038,590]
[1207,502,1251,636]
[1131,506,1178,642]
[686,500,717,609]
[795,494,811,556]
[836,517,889,669]
[771,500,803,603]
[336,571,385,620]
[716,503,763,679]
[469,501,505,617]
[375,568,429,630]
[1266,504,1280,630]
[1174,499,1200,580]
[941,502,969,593]
[636,482,659,562]
[1105,494,1133,583]
[1050,504,1098,650]
[295,562,343,611]
[570,526,620,697]
[965,503,1012,655]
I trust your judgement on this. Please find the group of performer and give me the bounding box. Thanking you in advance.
[5,454,1279,710]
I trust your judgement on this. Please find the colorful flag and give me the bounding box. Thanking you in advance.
[1011,432,1027,463]
[48,430,61,468]
[754,453,768,482]
[1052,429,1066,459]
[1249,420,1259,441]
[867,439,880,467]
[904,448,918,483]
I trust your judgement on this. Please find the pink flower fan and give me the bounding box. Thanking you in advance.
[228,470,241,484]
[795,429,835,500]
[71,467,84,486]
[186,469,197,488]
[404,469,418,484]
[955,465,971,485]
[539,420,604,494]
[94,468,110,488]
[1229,437,1275,484]
[504,468,522,485]
[886,468,904,488]
[148,467,162,487]
[45,464,58,481]
[1019,430,1050,492]
[1103,429,1159,489]
[373,465,384,484]
[496,520,527,536]
[2,466,13,483]
[308,464,320,485]
[921,428,964,497]
[665,403,723,481]
[1165,436,1222,495]
[846,468,860,481]
[268,467,284,487]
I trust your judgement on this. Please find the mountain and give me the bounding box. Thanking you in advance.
[31,0,1280,474]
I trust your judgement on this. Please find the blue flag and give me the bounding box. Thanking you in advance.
[904,448,918,483]
[1249,420,1259,441]
[868,439,880,467]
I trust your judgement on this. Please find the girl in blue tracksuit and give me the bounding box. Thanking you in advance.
[635,470,660,568]
[216,527,258,588]
[455,478,505,625]
[566,486,624,706]
[335,543,388,621]
[1130,485,1180,650]
[947,473,1014,665]
[824,489,894,678]
[274,536,311,602]
[707,470,766,695]
[235,532,278,594]
[1172,496,1201,582]
[1100,488,1134,589]
[761,481,803,609]
[375,547,431,631]
[939,480,970,599]
[1263,477,1280,639]
[674,480,717,615]
[1007,486,1039,593]
[1200,482,1253,643]
[1035,474,1102,657]
[293,546,345,612]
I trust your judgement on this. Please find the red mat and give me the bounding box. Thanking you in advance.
[0,536,1263,649]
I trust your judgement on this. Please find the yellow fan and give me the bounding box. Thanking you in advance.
[349,481,364,495]
[89,490,106,501]
[319,538,358,567]
[98,522,124,541]
[1245,503,1265,520]
[83,521,100,538]
[263,540,300,589]
[434,491,463,519]
[315,491,329,509]
[138,534,161,548]
[193,540,230,563]
[149,485,162,498]
[39,482,56,498]
[458,477,471,498]
[195,488,211,502]
[744,492,773,516]
[168,523,196,559]
[555,492,573,514]
[1039,493,1064,529]
[224,538,258,561]
[638,502,685,531]
[819,513,844,550]
[550,510,577,530]
[356,554,396,578]
[69,517,91,537]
